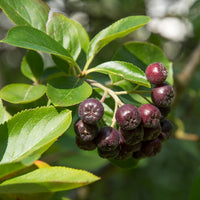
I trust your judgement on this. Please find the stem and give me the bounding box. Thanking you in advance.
[100,90,108,103]
[111,102,118,127]
[83,57,93,72]
[86,79,124,106]
[115,90,151,95]
[72,62,82,75]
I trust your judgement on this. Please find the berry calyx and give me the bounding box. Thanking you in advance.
[95,127,120,151]
[151,84,174,107]
[115,104,141,130]
[78,98,104,124]
[139,104,161,128]
[145,62,168,85]
[74,119,98,141]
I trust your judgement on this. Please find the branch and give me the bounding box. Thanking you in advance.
[174,43,200,106]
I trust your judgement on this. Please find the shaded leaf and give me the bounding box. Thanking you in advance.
[0,106,72,164]
[47,76,92,107]
[0,167,100,193]
[189,168,200,200]
[0,84,46,104]
[88,61,150,87]
[21,50,44,82]
[0,0,49,32]
[47,13,81,60]
[87,16,151,62]
[1,26,76,66]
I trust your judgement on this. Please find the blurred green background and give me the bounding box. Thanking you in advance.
[1,0,200,199]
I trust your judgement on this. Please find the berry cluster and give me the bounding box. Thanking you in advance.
[74,62,174,161]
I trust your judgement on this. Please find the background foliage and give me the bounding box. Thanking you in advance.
[1,0,200,199]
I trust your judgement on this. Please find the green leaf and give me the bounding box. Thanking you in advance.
[109,157,139,169]
[88,61,150,87]
[47,13,81,60]
[0,106,72,164]
[1,26,76,66]
[0,167,100,194]
[0,99,11,124]
[113,41,173,85]
[87,16,151,62]
[72,19,90,53]
[0,0,49,32]
[47,76,92,107]
[0,84,46,104]
[21,50,44,82]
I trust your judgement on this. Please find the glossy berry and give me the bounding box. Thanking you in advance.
[78,98,104,124]
[95,127,120,151]
[145,62,168,85]
[74,119,98,141]
[75,136,96,151]
[98,147,120,159]
[139,104,161,128]
[141,138,162,157]
[119,125,144,145]
[151,84,174,107]
[159,119,173,141]
[115,104,141,130]
[143,124,161,141]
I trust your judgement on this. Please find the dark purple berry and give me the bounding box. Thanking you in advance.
[95,127,120,151]
[143,124,161,141]
[139,104,161,128]
[133,150,146,159]
[74,119,98,141]
[141,138,162,157]
[119,125,144,145]
[117,142,142,160]
[78,98,104,124]
[98,147,120,159]
[115,104,141,130]
[151,84,174,107]
[159,119,173,141]
[145,62,168,85]
[75,136,96,151]
[158,106,171,120]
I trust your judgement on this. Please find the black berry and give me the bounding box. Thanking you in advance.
[98,147,120,159]
[145,62,168,85]
[115,104,141,130]
[78,98,104,124]
[141,138,162,157]
[75,136,96,151]
[139,104,161,128]
[95,127,120,151]
[74,119,98,141]
[119,125,144,145]
[143,124,161,141]
[151,84,174,107]
[159,119,173,141]
[158,106,171,120]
